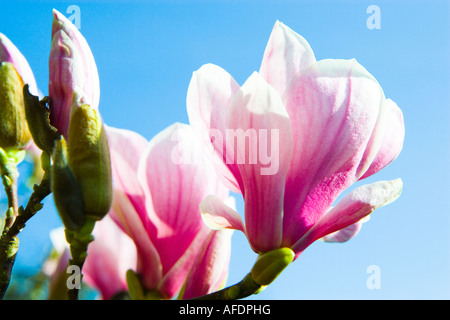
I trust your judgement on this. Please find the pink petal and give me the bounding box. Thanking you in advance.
[106,125,148,221]
[359,99,405,179]
[110,189,162,290]
[291,179,403,257]
[182,229,233,299]
[282,58,384,247]
[0,33,38,96]
[187,63,242,193]
[106,126,163,289]
[49,9,100,136]
[200,195,245,232]
[137,123,229,295]
[228,72,293,252]
[83,215,137,300]
[157,226,210,298]
[260,21,316,97]
[320,218,366,243]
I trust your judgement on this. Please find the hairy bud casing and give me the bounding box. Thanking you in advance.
[67,105,112,221]
[0,62,31,150]
[51,138,86,230]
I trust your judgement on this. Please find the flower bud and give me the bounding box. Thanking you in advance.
[250,247,294,286]
[51,137,86,230]
[49,9,100,137]
[67,104,112,221]
[0,33,38,97]
[0,62,31,150]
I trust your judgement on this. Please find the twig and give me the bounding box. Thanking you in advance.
[0,155,19,230]
[0,172,51,299]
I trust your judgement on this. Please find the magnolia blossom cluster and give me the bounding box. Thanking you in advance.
[0,10,404,300]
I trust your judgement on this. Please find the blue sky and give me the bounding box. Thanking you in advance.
[1,0,449,299]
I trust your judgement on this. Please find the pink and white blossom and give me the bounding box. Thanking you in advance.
[106,123,232,299]
[187,21,404,258]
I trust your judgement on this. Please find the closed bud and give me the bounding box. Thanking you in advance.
[0,33,38,97]
[51,137,86,230]
[67,104,112,221]
[0,62,31,150]
[250,247,294,286]
[49,10,100,137]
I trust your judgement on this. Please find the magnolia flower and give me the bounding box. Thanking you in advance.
[106,123,232,299]
[187,21,404,259]
[49,9,100,137]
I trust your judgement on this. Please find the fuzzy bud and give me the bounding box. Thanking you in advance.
[0,62,31,150]
[67,104,112,221]
[51,137,86,230]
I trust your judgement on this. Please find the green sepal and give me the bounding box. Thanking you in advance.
[145,290,162,300]
[0,147,19,188]
[23,84,61,154]
[126,269,145,300]
[40,151,51,173]
[250,247,295,286]
[0,147,9,168]
[126,269,162,300]
[7,149,26,165]
[64,218,95,250]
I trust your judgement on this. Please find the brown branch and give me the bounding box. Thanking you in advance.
[0,172,51,299]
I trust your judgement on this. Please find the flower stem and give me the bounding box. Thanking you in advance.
[0,150,19,299]
[67,245,88,300]
[0,152,19,230]
[65,218,96,300]
[190,273,264,300]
